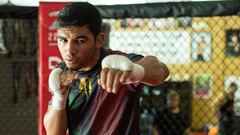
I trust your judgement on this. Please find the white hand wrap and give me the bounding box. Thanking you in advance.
[102,55,145,83]
[49,68,68,110]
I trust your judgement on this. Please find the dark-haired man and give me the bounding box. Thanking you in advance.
[153,90,192,135]
[44,2,169,135]
[214,82,238,135]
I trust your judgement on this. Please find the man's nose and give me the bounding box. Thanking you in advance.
[65,42,76,55]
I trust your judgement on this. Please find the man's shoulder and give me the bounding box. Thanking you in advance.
[103,48,127,56]
[102,47,144,62]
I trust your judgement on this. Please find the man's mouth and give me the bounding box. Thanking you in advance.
[65,58,76,65]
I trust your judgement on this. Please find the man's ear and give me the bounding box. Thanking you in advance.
[95,32,105,48]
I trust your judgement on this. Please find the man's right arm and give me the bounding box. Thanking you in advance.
[44,107,67,135]
[44,68,77,135]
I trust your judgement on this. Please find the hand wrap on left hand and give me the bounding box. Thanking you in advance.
[102,55,145,84]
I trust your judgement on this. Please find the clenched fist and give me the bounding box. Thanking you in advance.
[49,68,78,110]
[99,55,145,93]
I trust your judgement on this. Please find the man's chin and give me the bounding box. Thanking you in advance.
[66,65,78,70]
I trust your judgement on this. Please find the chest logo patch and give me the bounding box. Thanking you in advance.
[78,77,92,96]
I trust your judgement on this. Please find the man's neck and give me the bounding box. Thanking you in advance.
[79,49,101,72]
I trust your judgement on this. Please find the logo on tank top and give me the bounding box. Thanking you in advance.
[79,77,93,96]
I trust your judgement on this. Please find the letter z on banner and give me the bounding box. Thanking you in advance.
[39,2,69,135]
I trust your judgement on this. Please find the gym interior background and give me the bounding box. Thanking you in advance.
[0,1,239,135]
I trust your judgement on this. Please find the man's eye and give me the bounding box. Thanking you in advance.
[58,39,67,45]
[77,40,85,44]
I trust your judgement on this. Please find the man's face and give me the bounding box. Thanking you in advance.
[231,35,238,43]
[57,25,102,71]
[169,96,180,109]
[230,85,238,93]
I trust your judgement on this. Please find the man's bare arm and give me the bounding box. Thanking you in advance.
[137,55,169,86]
[44,108,67,135]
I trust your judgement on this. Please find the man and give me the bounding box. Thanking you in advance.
[196,37,206,61]
[227,32,240,56]
[213,82,238,135]
[231,82,240,135]
[153,90,191,135]
[44,2,169,135]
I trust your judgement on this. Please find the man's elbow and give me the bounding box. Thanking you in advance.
[156,63,169,85]
[147,69,169,86]
[163,65,170,80]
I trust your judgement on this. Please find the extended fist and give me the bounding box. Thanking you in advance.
[100,55,145,93]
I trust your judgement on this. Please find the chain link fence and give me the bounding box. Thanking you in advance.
[0,19,38,135]
[101,15,240,135]
[0,2,240,135]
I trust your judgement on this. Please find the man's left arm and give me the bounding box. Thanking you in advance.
[101,54,169,93]
[136,55,169,86]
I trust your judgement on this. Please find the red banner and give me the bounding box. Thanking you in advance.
[38,2,69,135]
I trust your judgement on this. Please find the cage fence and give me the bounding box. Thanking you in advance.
[102,16,240,135]
[0,19,38,135]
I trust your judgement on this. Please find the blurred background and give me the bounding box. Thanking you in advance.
[0,0,239,135]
